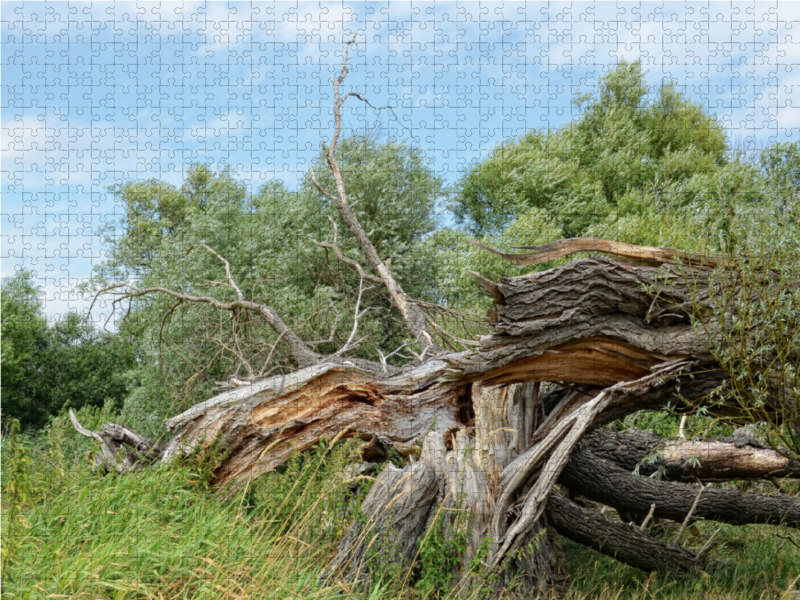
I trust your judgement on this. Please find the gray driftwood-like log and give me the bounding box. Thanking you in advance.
[69,410,164,471]
[580,428,800,482]
[559,445,800,527]
[73,237,798,597]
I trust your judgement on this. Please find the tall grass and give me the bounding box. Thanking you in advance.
[2,409,799,599]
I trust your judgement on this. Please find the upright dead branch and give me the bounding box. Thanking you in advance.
[310,34,439,357]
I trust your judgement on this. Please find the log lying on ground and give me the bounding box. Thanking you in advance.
[581,428,800,481]
[559,444,800,527]
[161,361,466,489]
[548,491,708,574]
[74,238,798,596]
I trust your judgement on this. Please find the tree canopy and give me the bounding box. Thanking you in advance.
[8,60,800,438]
[1,270,135,429]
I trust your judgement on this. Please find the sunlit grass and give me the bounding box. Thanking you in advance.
[2,410,799,600]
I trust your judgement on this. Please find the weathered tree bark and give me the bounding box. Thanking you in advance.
[449,257,713,387]
[548,491,709,574]
[326,434,441,585]
[161,361,465,489]
[559,445,800,527]
[581,428,800,482]
[88,252,743,487]
[69,410,164,471]
[75,238,798,597]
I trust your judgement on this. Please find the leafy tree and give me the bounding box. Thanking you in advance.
[452,60,727,238]
[1,270,51,428]
[1,270,135,429]
[96,140,447,433]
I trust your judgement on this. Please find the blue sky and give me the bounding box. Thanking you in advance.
[2,1,799,322]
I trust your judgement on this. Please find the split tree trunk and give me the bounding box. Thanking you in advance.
[74,241,799,597]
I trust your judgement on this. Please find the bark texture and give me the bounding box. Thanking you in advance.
[560,444,800,527]
[548,491,707,574]
[581,428,800,481]
[161,361,464,489]
[74,240,798,596]
[326,435,441,585]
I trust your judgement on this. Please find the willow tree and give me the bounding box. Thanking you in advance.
[76,36,800,598]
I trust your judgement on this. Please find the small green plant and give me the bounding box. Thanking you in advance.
[175,433,231,489]
[686,194,800,461]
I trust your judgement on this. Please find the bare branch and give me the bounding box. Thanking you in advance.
[323,276,375,361]
[191,243,245,300]
[93,245,320,368]
[468,237,730,268]
[676,482,709,544]
[312,33,439,358]
[695,527,723,564]
[312,217,384,285]
[679,415,688,440]
[327,32,358,156]
[640,503,657,531]
[377,333,424,372]
[341,91,413,137]
[309,165,339,201]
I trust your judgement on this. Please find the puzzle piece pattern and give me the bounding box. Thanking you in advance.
[2,1,798,321]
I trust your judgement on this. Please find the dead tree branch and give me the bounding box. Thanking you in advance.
[580,428,800,482]
[312,217,384,285]
[549,491,708,574]
[313,33,439,357]
[559,444,800,528]
[467,237,730,268]
[92,244,320,368]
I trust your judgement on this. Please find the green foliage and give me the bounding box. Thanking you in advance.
[452,60,728,240]
[1,419,33,578]
[414,505,472,596]
[561,520,800,600]
[94,140,448,432]
[1,270,136,430]
[0,420,371,599]
[687,170,800,459]
[1,271,50,428]
[2,418,799,599]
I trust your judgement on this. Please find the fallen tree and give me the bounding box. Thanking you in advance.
[579,428,800,482]
[72,238,800,596]
[73,35,800,599]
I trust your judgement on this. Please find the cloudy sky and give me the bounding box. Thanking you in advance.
[2,1,799,321]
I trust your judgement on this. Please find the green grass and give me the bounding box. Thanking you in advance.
[562,522,800,600]
[3,411,799,600]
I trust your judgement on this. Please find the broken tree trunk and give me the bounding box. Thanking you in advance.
[559,444,800,527]
[74,239,797,596]
[580,428,800,482]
